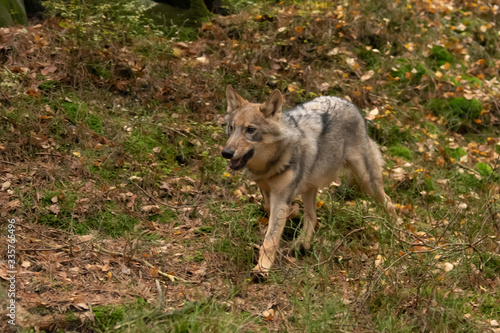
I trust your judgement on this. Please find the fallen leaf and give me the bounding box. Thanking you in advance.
[1,181,11,191]
[444,262,454,272]
[49,204,60,215]
[361,70,375,81]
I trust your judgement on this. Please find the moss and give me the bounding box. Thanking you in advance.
[427,97,483,130]
[445,147,466,160]
[448,97,482,119]
[91,305,125,331]
[388,143,413,161]
[62,101,104,134]
[391,58,428,84]
[431,45,454,67]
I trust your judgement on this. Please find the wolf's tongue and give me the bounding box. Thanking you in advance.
[230,157,245,170]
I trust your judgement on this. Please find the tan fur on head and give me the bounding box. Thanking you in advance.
[226,85,246,113]
[259,89,283,119]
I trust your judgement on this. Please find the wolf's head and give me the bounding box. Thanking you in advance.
[221,85,284,171]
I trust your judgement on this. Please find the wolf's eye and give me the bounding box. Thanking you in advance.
[228,125,234,133]
[246,127,256,134]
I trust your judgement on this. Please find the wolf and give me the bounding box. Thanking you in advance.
[221,85,396,275]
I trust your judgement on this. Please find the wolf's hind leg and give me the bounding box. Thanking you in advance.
[346,150,396,218]
[295,187,318,251]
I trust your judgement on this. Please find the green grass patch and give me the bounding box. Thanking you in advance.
[60,100,105,134]
[388,143,413,161]
[427,97,483,130]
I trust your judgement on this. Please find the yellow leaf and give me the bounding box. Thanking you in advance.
[317,201,325,209]
[288,83,298,92]
[73,152,81,158]
[294,26,303,34]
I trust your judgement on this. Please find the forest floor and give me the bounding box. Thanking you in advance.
[0,0,499,332]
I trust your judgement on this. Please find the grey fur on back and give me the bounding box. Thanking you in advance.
[280,96,381,195]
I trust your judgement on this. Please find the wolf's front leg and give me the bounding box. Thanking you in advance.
[295,187,318,251]
[253,201,289,275]
[261,188,299,219]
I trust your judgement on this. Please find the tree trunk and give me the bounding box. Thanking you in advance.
[0,0,28,27]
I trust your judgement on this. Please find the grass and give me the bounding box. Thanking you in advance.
[0,0,499,332]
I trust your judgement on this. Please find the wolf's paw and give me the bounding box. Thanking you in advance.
[294,239,311,253]
[251,265,269,280]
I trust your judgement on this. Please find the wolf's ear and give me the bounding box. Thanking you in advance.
[260,89,283,118]
[226,85,245,114]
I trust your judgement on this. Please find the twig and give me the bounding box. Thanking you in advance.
[456,162,480,175]
[358,237,488,308]
[130,181,200,210]
[94,245,123,256]
[19,240,88,252]
[364,215,429,247]
[313,227,366,267]
[143,260,190,283]
[155,279,163,310]
[164,125,188,137]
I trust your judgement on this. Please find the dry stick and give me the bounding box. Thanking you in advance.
[365,215,430,247]
[143,260,189,283]
[95,245,190,283]
[130,181,200,210]
[359,237,488,308]
[164,125,188,137]
[456,162,481,175]
[18,240,89,252]
[313,227,366,267]
[488,93,500,116]
[155,279,163,310]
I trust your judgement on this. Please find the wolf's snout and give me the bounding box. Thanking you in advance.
[221,148,235,159]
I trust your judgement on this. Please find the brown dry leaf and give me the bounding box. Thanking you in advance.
[41,65,57,76]
[294,26,303,34]
[150,266,159,277]
[365,107,379,121]
[49,204,60,215]
[360,70,375,81]
[7,199,21,211]
[141,205,160,213]
[257,217,269,226]
[262,308,274,320]
[1,181,11,191]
